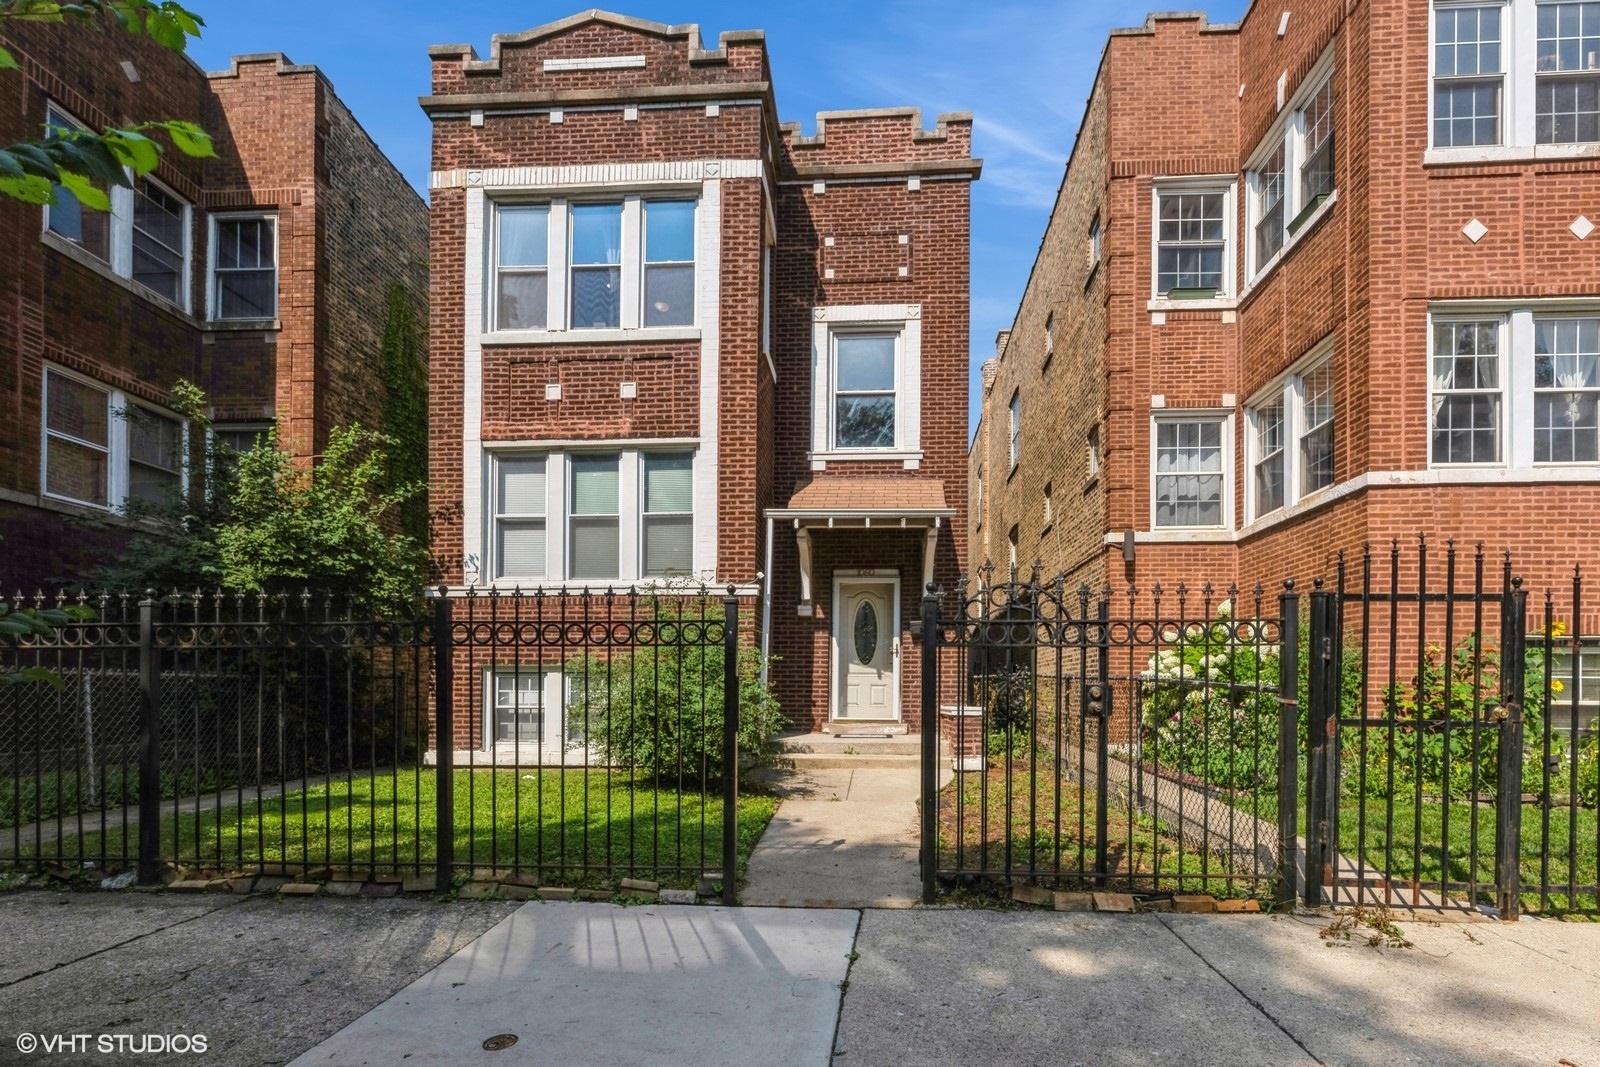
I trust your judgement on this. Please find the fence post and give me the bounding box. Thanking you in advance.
[1276,581,1300,910]
[723,589,740,908]
[1495,579,1528,920]
[1093,598,1111,887]
[137,591,162,886]
[1304,580,1338,907]
[920,588,939,905]
[433,589,454,895]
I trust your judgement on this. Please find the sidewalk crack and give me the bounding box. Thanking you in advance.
[1157,915,1325,1066]
[0,895,260,991]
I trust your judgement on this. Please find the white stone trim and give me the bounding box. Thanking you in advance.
[462,186,487,585]
[810,304,923,462]
[433,160,763,189]
[542,55,646,72]
[696,178,721,579]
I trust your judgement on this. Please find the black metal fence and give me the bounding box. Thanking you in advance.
[1,587,744,902]
[921,543,1599,917]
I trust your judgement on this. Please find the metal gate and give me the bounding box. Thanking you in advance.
[918,571,1296,905]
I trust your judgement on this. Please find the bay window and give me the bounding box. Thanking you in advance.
[42,366,187,511]
[1245,59,1337,281]
[1246,347,1337,521]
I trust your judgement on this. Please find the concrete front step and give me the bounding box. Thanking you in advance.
[776,732,924,757]
[780,752,923,771]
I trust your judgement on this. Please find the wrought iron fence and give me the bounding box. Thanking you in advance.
[921,542,1599,917]
[1,587,746,902]
[920,569,1294,904]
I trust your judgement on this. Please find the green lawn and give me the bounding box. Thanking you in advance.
[1235,788,1597,912]
[938,756,1272,899]
[6,769,780,889]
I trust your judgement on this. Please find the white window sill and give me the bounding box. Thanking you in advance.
[1110,528,1233,545]
[205,318,281,332]
[1241,189,1339,297]
[1146,295,1238,313]
[481,326,701,346]
[809,448,923,470]
[456,577,756,595]
[41,231,197,323]
[1423,143,1600,166]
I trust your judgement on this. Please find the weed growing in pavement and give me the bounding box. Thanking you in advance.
[1320,904,1413,949]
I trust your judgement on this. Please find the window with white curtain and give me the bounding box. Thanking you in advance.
[642,453,693,576]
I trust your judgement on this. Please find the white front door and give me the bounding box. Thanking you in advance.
[835,577,899,720]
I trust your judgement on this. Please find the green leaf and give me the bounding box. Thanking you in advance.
[0,173,55,204]
[0,46,19,71]
[57,170,109,211]
[7,666,67,690]
[152,119,213,159]
[101,129,160,174]
[8,141,60,178]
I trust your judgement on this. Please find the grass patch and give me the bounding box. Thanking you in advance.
[937,746,1269,898]
[4,769,780,890]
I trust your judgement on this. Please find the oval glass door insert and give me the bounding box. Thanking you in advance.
[854,600,879,665]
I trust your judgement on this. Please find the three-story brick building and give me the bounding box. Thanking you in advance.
[424,11,978,742]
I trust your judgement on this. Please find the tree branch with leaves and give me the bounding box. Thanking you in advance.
[0,1,213,206]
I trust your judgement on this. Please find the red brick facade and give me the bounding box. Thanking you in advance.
[0,24,426,591]
[973,4,1600,614]
[426,12,977,734]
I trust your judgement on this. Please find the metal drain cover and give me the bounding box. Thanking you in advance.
[482,1034,519,1051]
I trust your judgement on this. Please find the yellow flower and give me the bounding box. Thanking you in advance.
[1552,679,1566,694]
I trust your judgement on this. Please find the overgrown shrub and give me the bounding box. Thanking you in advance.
[564,597,785,785]
[1379,635,1549,799]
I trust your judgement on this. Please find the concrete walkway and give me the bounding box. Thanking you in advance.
[741,766,923,908]
[2,891,1598,1066]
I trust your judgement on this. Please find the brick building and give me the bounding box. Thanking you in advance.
[424,11,978,742]
[973,2,1600,616]
[0,20,428,590]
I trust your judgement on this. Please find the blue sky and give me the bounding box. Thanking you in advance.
[187,1,1251,430]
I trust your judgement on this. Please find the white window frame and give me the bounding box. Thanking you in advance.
[1427,0,1600,159]
[1150,177,1237,306]
[1244,51,1338,283]
[41,103,193,314]
[208,213,279,322]
[1547,641,1600,735]
[484,194,699,337]
[483,667,569,751]
[1008,391,1021,471]
[1428,303,1600,471]
[40,364,188,512]
[1150,411,1234,531]
[1245,341,1338,522]
[484,447,701,586]
[809,304,923,468]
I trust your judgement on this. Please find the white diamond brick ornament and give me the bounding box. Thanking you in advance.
[1462,218,1488,243]
[1571,216,1595,240]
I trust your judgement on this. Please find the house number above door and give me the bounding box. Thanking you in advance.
[854,601,878,665]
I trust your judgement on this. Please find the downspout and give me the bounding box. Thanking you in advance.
[760,513,774,693]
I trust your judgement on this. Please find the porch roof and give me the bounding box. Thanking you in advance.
[766,477,954,523]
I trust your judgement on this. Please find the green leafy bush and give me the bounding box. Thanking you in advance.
[564,597,784,785]
[1380,635,1549,799]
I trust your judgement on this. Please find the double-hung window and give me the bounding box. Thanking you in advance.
[487,450,697,583]
[1246,348,1337,521]
[1431,319,1503,464]
[1434,5,1505,147]
[1154,186,1231,298]
[833,333,898,449]
[1431,1,1600,151]
[44,103,193,312]
[1429,307,1600,468]
[487,197,697,333]
[1548,643,1600,734]
[211,216,278,320]
[1245,61,1336,280]
[1153,417,1228,528]
[1533,316,1600,462]
[42,366,187,511]
[1537,1,1600,142]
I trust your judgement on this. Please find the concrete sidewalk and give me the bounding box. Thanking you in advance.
[1,889,1598,1066]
